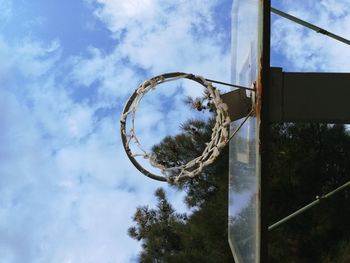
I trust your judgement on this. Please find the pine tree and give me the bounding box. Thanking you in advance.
[128,119,350,262]
[128,188,187,263]
[129,117,232,262]
[268,123,350,262]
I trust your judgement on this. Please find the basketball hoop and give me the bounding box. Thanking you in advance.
[120,72,252,183]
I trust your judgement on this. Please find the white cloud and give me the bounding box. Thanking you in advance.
[0,37,60,85]
[0,89,61,263]
[65,105,94,139]
[320,0,349,18]
[93,0,157,34]
[69,47,141,103]
[38,189,143,263]
[78,0,231,161]
[90,0,229,78]
[0,0,233,262]
[271,0,350,71]
[0,0,12,26]
[0,90,156,263]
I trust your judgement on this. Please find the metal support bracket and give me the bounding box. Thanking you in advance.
[269,67,350,123]
[221,89,253,122]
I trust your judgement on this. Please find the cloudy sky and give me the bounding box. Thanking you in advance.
[0,0,349,262]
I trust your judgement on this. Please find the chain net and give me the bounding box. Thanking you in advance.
[121,73,231,183]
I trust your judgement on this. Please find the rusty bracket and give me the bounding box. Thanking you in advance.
[221,89,253,122]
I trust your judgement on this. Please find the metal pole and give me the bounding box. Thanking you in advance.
[269,180,350,231]
[271,7,350,46]
[205,78,255,91]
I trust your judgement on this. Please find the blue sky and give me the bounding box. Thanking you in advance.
[0,0,349,262]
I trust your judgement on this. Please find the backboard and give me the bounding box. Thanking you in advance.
[229,0,269,262]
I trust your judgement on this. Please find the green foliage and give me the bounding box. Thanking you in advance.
[129,118,232,262]
[268,123,350,262]
[152,118,229,208]
[129,120,350,262]
[128,188,187,262]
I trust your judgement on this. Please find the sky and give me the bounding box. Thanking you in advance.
[0,0,349,262]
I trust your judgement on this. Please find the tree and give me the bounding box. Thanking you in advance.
[268,123,350,262]
[129,117,232,262]
[129,119,350,262]
[128,188,187,263]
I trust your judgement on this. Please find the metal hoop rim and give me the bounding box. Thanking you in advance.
[120,72,229,182]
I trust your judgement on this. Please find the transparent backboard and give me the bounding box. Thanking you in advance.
[229,0,261,262]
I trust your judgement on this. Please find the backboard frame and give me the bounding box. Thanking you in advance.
[229,0,270,262]
[257,0,270,262]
